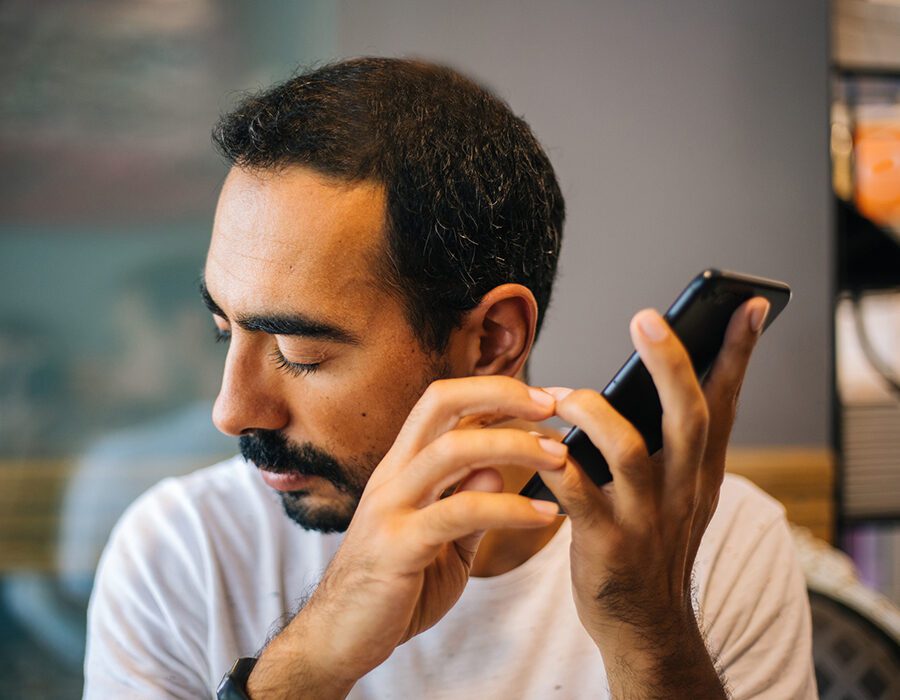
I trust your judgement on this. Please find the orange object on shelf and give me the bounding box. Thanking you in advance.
[855,120,900,231]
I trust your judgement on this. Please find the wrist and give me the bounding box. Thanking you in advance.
[247,649,356,700]
[246,608,359,700]
[584,591,697,654]
[594,614,726,699]
[593,606,700,662]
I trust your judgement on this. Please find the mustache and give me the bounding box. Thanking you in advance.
[239,430,357,492]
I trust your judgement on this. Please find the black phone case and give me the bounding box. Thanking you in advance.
[519,269,791,506]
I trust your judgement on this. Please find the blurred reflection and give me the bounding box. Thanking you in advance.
[1,254,235,693]
[0,317,66,458]
[0,0,232,226]
[58,256,235,598]
[0,0,330,695]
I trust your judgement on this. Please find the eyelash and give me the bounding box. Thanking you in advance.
[269,348,321,378]
[212,328,320,378]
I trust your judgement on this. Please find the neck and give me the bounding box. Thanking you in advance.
[469,420,564,578]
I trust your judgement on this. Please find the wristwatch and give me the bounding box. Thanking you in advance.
[217,657,258,699]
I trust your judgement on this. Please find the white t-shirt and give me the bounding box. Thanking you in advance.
[84,456,817,699]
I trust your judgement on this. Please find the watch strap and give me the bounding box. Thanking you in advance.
[217,657,258,700]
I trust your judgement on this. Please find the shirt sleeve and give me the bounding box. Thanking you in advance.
[698,509,817,700]
[83,480,212,700]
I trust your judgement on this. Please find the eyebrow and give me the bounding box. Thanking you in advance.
[199,279,361,345]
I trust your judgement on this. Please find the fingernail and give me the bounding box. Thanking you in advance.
[531,500,559,515]
[749,300,770,334]
[528,387,555,407]
[636,309,668,342]
[544,386,574,401]
[538,437,567,459]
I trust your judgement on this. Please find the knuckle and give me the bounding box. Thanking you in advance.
[407,382,444,422]
[484,429,527,457]
[456,490,484,514]
[424,507,453,541]
[490,431,523,460]
[422,378,450,404]
[670,350,694,376]
[569,387,600,403]
[614,434,647,468]
[491,374,519,392]
[428,430,466,463]
[444,492,482,525]
[563,473,595,515]
[568,388,606,413]
[616,460,646,484]
[685,401,710,437]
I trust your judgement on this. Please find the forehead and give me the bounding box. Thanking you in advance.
[206,166,388,318]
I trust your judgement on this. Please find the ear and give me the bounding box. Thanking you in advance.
[458,284,538,378]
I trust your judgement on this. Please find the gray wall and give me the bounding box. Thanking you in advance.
[331,0,830,445]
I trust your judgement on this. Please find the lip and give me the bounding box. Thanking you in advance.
[259,470,315,492]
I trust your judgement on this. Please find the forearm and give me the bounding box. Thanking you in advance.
[599,616,728,700]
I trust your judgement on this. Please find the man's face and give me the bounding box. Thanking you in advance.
[204,166,450,532]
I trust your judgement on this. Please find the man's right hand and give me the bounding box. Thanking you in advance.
[246,376,566,699]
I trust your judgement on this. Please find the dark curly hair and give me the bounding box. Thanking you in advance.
[212,57,565,352]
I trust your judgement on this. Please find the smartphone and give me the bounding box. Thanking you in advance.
[519,268,791,505]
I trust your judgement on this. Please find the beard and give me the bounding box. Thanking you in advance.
[239,430,373,533]
[239,356,452,533]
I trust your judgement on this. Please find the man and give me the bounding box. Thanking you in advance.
[84,58,816,699]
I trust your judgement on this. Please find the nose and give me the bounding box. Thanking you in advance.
[212,335,290,437]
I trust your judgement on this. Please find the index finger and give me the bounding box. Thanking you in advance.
[629,308,709,491]
[384,376,556,468]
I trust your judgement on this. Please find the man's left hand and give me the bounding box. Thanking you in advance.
[538,297,770,697]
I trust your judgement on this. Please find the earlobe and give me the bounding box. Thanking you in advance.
[470,285,538,378]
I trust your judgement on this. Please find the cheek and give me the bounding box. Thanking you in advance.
[295,347,436,458]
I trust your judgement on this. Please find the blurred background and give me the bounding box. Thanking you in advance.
[1,0,898,697]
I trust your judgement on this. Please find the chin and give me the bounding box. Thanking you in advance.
[278,490,358,533]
